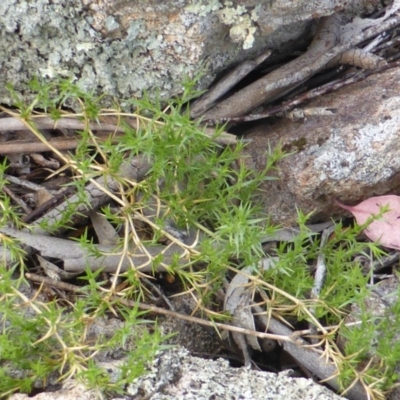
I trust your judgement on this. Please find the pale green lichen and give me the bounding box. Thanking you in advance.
[185,0,222,17]
[228,16,256,50]
[105,16,120,32]
[214,2,261,49]
[0,0,267,107]
[216,5,247,25]
[187,0,263,50]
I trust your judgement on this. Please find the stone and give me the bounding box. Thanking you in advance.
[10,347,348,399]
[240,66,400,225]
[127,347,348,400]
[0,0,380,108]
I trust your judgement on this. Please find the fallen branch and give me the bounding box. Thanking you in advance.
[213,60,400,125]
[201,6,400,122]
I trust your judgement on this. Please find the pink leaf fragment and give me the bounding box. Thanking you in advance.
[335,195,400,250]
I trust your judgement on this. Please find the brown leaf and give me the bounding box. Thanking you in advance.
[335,195,400,250]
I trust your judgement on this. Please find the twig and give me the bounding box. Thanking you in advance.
[142,277,176,311]
[309,225,336,344]
[0,116,123,133]
[26,273,82,293]
[216,60,400,124]
[293,320,363,336]
[372,251,399,272]
[25,155,152,235]
[0,113,237,150]
[202,10,400,123]
[22,187,76,223]
[25,272,294,344]
[3,185,32,214]
[190,51,271,118]
[4,174,44,192]
[0,133,126,155]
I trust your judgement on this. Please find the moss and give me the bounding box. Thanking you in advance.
[282,137,308,153]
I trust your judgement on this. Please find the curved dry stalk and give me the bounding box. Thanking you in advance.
[24,272,295,343]
[0,107,71,163]
[0,115,124,134]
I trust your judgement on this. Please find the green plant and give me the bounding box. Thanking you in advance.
[0,77,399,399]
[0,78,282,396]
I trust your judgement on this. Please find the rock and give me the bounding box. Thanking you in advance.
[0,0,380,107]
[240,66,400,225]
[11,347,346,400]
[126,347,347,399]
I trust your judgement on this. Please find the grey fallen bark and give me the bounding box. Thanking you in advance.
[222,250,369,399]
[0,226,187,273]
[88,210,119,246]
[0,221,333,274]
[255,308,369,400]
[224,266,264,366]
[309,225,336,344]
[0,155,152,264]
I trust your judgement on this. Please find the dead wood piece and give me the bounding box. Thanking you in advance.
[37,255,79,280]
[331,48,386,69]
[224,268,262,365]
[3,185,32,214]
[0,117,123,132]
[4,174,44,192]
[0,116,124,133]
[202,7,400,121]
[22,187,75,223]
[0,134,125,155]
[202,13,343,120]
[0,115,237,155]
[227,59,400,124]
[89,210,119,246]
[254,306,369,400]
[190,51,272,119]
[0,226,187,274]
